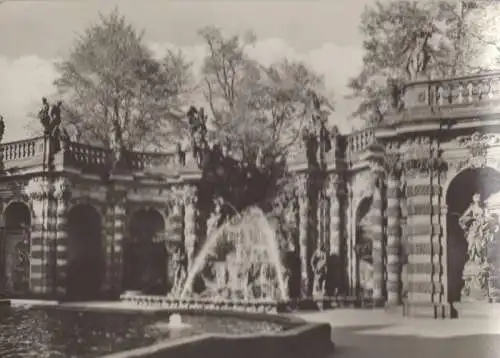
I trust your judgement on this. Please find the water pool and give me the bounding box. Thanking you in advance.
[0,307,285,358]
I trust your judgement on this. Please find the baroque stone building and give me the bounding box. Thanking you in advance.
[0,72,499,315]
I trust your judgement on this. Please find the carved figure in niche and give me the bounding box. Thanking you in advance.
[459,193,499,296]
[311,243,328,297]
[459,193,498,262]
[171,245,188,296]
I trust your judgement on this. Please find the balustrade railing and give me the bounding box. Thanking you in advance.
[404,72,500,110]
[0,136,45,162]
[64,141,109,167]
[346,128,375,156]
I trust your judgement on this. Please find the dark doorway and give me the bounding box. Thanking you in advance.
[1,202,31,296]
[446,167,500,303]
[66,204,104,300]
[123,209,167,294]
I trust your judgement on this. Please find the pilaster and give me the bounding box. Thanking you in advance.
[103,188,127,295]
[183,185,198,271]
[296,174,311,297]
[24,177,51,295]
[386,156,403,305]
[370,161,386,304]
[53,178,70,296]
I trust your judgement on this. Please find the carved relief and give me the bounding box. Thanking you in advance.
[53,177,71,200]
[455,132,500,169]
[24,177,49,201]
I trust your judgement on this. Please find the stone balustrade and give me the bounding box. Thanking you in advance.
[127,150,178,171]
[64,141,109,167]
[0,136,45,162]
[346,128,376,163]
[404,72,500,112]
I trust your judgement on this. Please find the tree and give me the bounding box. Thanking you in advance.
[347,0,489,126]
[54,9,193,152]
[194,26,333,214]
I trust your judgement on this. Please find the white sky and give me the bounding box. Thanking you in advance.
[0,0,388,141]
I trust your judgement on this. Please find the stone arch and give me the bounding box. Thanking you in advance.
[66,204,105,300]
[1,201,31,295]
[445,166,500,304]
[123,207,168,294]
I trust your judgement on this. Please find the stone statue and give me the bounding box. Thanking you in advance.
[0,115,4,143]
[171,246,187,296]
[404,27,433,80]
[459,193,497,262]
[311,243,328,297]
[38,97,50,131]
[459,193,499,297]
[38,98,64,156]
[207,198,223,238]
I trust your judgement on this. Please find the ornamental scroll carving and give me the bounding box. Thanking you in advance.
[454,132,500,170]
[400,137,446,175]
[53,177,71,200]
[24,177,49,201]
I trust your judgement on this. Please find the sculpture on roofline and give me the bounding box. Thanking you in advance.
[0,115,5,143]
[37,97,65,158]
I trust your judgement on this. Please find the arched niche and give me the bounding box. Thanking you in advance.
[66,204,104,300]
[123,208,168,294]
[446,167,500,303]
[354,196,373,298]
[1,201,31,295]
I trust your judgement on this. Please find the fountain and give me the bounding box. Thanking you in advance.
[179,207,288,309]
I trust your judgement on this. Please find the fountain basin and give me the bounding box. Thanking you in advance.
[101,318,332,358]
[1,301,334,358]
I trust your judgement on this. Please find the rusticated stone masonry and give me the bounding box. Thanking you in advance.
[296,174,311,297]
[386,158,403,305]
[370,162,386,303]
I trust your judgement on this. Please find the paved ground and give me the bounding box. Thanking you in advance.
[8,299,500,358]
[296,303,500,358]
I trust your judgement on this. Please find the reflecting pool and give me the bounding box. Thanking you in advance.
[0,307,285,358]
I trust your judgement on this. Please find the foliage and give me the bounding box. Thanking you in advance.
[348,0,493,126]
[196,26,333,212]
[54,9,193,151]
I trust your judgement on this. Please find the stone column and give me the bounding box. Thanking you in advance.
[386,164,402,305]
[327,174,341,256]
[370,164,386,304]
[183,186,198,271]
[105,191,126,294]
[297,174,311,298]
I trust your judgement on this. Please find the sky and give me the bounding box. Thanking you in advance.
[0,0,383,142]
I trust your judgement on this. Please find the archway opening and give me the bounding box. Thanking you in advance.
[446,167,500,303]
[354,196,373,298]
[123,209,167,294]
[1,202,31,295]
[66,204,104,300]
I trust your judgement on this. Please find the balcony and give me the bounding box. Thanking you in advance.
[403,72,500,121]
